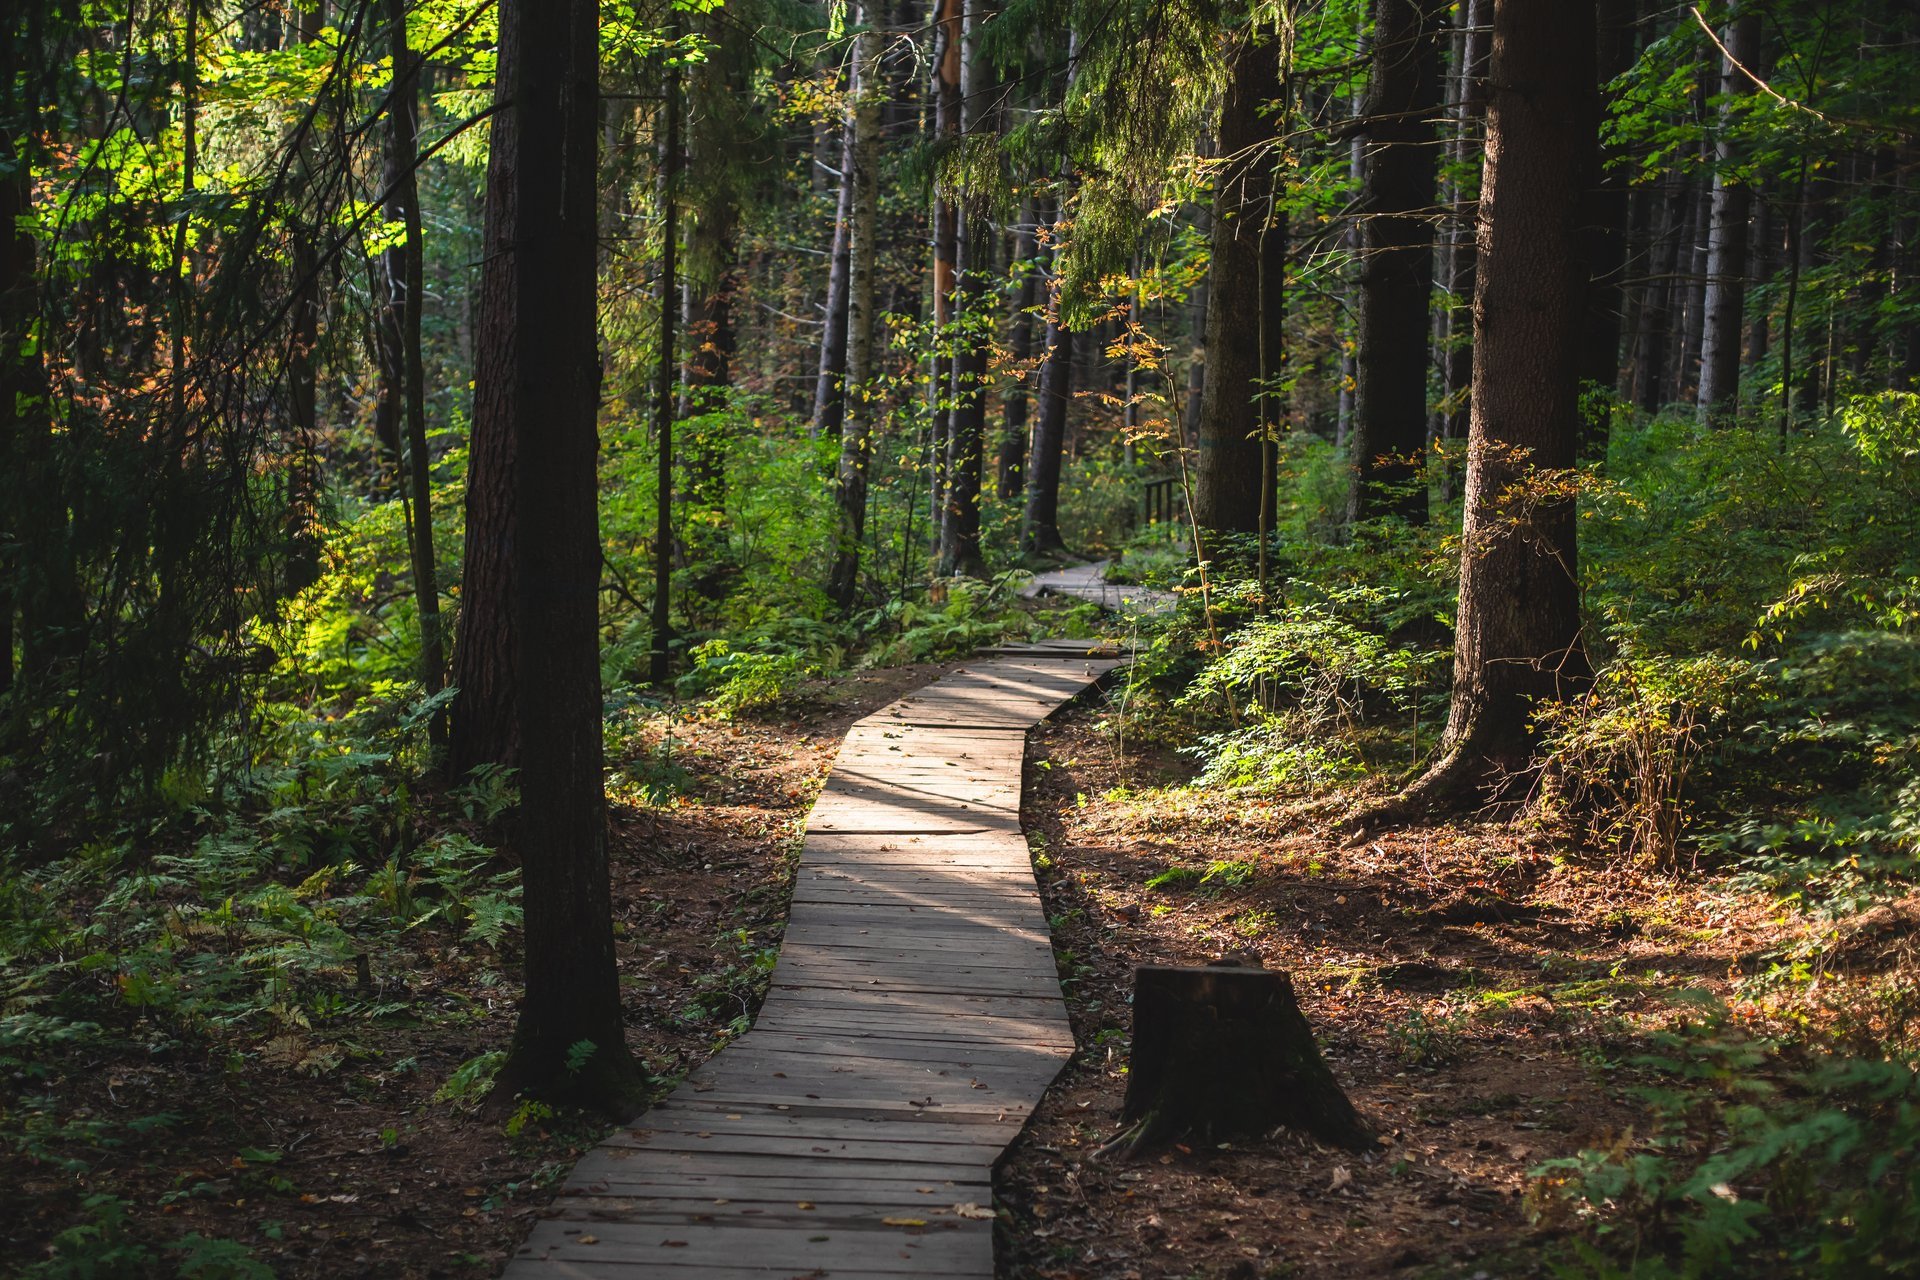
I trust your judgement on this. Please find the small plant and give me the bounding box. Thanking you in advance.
[434,1050,507,1107]
[1387,1005,1466,1068]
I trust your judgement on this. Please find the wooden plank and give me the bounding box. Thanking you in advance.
[497,650,1117,1279]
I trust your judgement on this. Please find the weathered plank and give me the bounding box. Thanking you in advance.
[501,651,1116,1279]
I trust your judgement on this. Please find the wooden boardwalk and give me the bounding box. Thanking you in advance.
[504,649,1121,1279]
[1018,560,1175,616]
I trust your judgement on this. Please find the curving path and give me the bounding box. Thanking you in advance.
[504,646,1122,1279]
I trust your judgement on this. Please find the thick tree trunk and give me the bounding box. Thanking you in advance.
[828,10,883,610]
[385,0,446,748]
[939,0,990,579]
[486,0,640,1111]
[451,4,524,775]
[996,206,1037,498]
[1100,965,1375,1159]
[1674,145,1711,405]
[1364,0,1595,824]
[1193,33,1282,536]
[1347,0,1445,528]
[1696,10,1759,424]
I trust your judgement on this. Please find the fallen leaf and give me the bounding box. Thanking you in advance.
[578,1235,598,1245]
[1330,1166,1353,1192]
[952,1203,994,1220]
[882,1217,927,1227]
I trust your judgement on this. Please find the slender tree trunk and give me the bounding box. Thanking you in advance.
[1576,0,1636,456]
[1368,0,1596,821]
[486,0,640,1111]
[649,40,682,686]
[928,0,961,549]
[1440,0,1490,501]
[828,7,883,610]
[1632,169,1680,413]
[1696,9,1759,424]
[1194,32,1283,535]
[1024,211,1072,555]
[381,0,446,750]
[282,2,325,595]
[812,94,854,438]
[1674,139,1711,405]
[1184,200,1210,447]
[1347,0,1445,527]
[997,203,1037,497]
[939,0,990,579]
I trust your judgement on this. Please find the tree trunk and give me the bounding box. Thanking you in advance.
[486,0,640,1112]
[828,8,883,611]
[1576,0,1636,457]
[938,0,990,580]
[1183,199,1210,447]
[996,204,1037,498]
[1695,9,1759,424]
[649,39,681,686]
[1099,965,1375,1159]
[1193,32,1282,536]
[1364,0,1595,823]
[1440,0,1490,502]
[1023,220,1072,556]
[928,0,961,550]
[1673,142,1711,405]
[1631,169,1680,413]
[1347,0,1445,528]
[812,88,854,438]
[384,0,446,748]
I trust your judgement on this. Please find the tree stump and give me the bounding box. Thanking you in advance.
[1099,963,1376,1159]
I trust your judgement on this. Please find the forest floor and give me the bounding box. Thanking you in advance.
[5,663,958,1279]
[995,707,1795,1280]
[11,658,1835,1278]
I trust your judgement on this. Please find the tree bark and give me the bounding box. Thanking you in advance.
[1363,0,1595,824]
[828,7,883,611]
[1100,965,1375,1158]
[486,0,640,1111]
[1695,9,1759,424]
[938,0,990,579]
[1193,32,1283,536]
[1347,0,1445,528]
[1439,0,1490,501]
[928,0,961,549]
[385,0,446,748]
[649,37,681,686]
[1023,215,1072,556]
[1575,0,1636,457]
[996,204,1037,498]
[812,81,855,438]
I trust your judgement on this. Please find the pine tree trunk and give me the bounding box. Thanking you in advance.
[938,0,990,579]
[1024,223,1072,556]
[1576,0,1637,457]
[1364,0,1595,823]
[928,0,961,551]
[1632,170,1680,413]
[379,0,447,749]
[1696,10,1759,424]
[1194,32,1282,535]
[812,95,855,438]
[828,9,883,610]
[649,40,681,686]
[487,0,640,1111]
[1440,0,1490,502]
[997,204,1037,498]
[1347,0,1445,528]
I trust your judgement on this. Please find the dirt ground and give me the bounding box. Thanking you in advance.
[994,709,1787,1280]
[12,660,1804,1278]
[5,663,957,1279]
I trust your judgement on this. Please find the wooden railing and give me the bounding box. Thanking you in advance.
[1142,475,1179,527]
